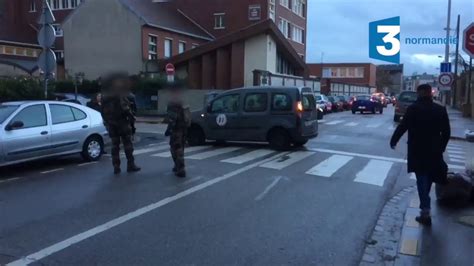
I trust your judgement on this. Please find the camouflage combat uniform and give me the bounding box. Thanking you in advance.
[166,102,188,177]
[101,94,139,174]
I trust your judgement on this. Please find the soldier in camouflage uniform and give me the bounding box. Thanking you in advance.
[165,83,190,178]
[101,73,141,174]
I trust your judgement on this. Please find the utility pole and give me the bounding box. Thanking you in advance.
[443,0,452,105]
[37,0,56,99]
[453,14,460,108]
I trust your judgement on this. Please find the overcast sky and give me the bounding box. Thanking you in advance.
[306,0,473,75]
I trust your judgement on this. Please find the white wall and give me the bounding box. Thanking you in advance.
[243,34,277,86]
[63,0,143,79]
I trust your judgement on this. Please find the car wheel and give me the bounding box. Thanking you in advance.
[82,135,103,161]
[379,108,384,114]
[360,111,363,114]
[268,128,291,151]
[187,125,206,146]
[394,115,401,122]
[371,108,376,114]
[293,140,308,147]
[317,112,324,120]
[352,110,356,114]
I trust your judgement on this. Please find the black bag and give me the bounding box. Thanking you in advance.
[435,172,472,204]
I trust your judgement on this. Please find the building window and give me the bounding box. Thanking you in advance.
[71,0,79,8]
[292,0,305,17]
[192,43,199,49]
[148,35,157,60]
[280,0,290,9]
[54,51,64,60]
[164,39,172,58]
[292,26,304,43]
[278,18,290,38]
[52,24,63,37]
[178,41,186,54]
[276,53,295,75]
[214,13,225,29]
[269,0,275,21]
[52,0,60,9]
[62,0,69,9]
[29,0,36,12]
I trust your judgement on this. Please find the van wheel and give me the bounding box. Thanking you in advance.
[82,135,103,161]
[293,140,308,147]
[268,128,291,150]
[187,126,205,146]
[317,112,324,120]
[394,115,401,122]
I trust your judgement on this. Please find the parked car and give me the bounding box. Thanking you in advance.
[54,93,91,106]
[328,96,344,112]
[391,95,397,105]
[315,94,330,114]
[351,94,383,114]
[372,92,388,107]
[336,95,350,110]
[394,91,417,122]
[0,101,109,167]
[187,86,319,150]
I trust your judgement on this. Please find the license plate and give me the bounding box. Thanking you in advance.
[358,106,366,109]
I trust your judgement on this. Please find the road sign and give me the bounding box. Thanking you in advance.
[38,48,57,73]
[439,73,454,87]
[463,22,474,58]
[37,24,56,48]
[440,62,452,73]
[165,63,175,75]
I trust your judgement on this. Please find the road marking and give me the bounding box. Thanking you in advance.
[346,122,359,126]
[6,152,288,266]
[255,176,284,201]
[186,147,241,160]
[449,158,465,164]
[409,173,416,180]
[447,143,462,148]
[367,123,382,128]
[180,175,205,185]
[77,162,98,167]
[447,146,463,151]
[325,120,344,125]
[40,168,64,174]
[354,160,393,187]
[221,149,274,164]
[447,150,465,155]
[152,146,211,158]
[305,155,353,177]
[260,151,314,170]
[0,177,20,184]
[448,154,465,159]
[318,119,327,123]
[133,146,169,155]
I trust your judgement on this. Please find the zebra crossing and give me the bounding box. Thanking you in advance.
[446,143,466,165]
[319,119,397,130]
[130,144,406,187]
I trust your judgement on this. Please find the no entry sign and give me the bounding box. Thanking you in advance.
[165,63,175,75]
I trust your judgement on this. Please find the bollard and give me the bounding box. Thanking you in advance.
[466,130,474,175]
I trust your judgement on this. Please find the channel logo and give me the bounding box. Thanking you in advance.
[369,17,400,64]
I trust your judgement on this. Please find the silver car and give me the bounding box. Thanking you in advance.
[0,101,108,167]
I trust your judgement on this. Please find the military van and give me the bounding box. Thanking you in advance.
[187,86,319,150]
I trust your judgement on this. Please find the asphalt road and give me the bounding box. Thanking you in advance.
[0,106,464,265]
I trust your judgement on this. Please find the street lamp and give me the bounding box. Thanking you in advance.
[74,72,85,101]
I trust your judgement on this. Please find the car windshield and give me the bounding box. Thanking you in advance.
[302,94,316,111]
[0,105,19,124]
[315,95,322,101]
[399,92,418,103]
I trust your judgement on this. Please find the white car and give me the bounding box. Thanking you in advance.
[0,101,108,167]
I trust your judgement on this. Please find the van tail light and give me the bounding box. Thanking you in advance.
[296,101,304,112]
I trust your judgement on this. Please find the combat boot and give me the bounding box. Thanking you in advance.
[175,170,186,178]
[114,167,121,175]
[415,210,432,226]
[127,163,141,173]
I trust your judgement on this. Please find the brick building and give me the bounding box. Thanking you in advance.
[0,0,83,77]
[307,63,377,95]
[171,0,307,59]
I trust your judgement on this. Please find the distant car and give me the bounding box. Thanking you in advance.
[328,96,344,112]
[336,95,350,110]
[188,86,319,150]
[54,93,91,106]
[351,95,383,114]
[372,93,388,107]
[391,96,397,105]
[394,91,417,122]
[0,101,109,167]
[315,95,330,114]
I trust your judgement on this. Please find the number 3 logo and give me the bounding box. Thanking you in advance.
[376,25,401,56]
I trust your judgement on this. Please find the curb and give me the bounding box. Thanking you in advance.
[450,136,466,141]
[359,186,418,266]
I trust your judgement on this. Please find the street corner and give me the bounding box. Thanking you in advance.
[359,186,418,266]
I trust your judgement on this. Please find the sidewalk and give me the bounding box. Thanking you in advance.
[436,102,474,140]
[136,116,164,124]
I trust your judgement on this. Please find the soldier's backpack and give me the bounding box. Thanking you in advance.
[183,106,192,128]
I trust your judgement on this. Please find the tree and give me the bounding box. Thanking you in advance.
[376,69,393,93]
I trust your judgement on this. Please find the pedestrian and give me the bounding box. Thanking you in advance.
[87,93,102,112]
[101,73,141,175]
[165,83,191,178]
[390,84,451,226]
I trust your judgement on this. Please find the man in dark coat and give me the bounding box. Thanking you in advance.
[101,73,141,175]
[390,84,451,226]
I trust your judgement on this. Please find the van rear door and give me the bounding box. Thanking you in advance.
[299,88,318,137]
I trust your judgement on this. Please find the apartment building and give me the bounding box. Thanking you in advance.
[171,0,307,59]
